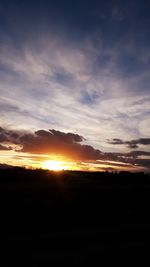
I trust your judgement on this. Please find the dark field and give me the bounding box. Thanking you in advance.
[0,168,150,265]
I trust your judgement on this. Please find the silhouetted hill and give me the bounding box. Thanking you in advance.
[0,163,14,169]
[0,168,150,265]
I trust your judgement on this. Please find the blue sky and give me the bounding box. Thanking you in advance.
[0,0,150,171]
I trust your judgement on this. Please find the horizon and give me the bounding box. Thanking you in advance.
[0,162,149,174]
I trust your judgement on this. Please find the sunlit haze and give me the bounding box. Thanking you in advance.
[42,160,71,171]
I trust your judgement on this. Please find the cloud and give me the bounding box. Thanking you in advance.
[108,138,150,149]
[0,128,9,142]
[0,126,20,144]
[20,129,104,160]
[0,144,11,151]
[127,151,150,158]
[134,159,150,169]
[0,126,102,160]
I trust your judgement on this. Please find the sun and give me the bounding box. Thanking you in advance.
[42,160,69,171]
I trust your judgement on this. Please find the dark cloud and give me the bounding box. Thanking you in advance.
[0,144,12,150]
[0,126,20,145]
[109,138,124,145]
[0,127,101,160]
[134,159,150,169]
[0,127,9,142]
[126,151,150,158]
[108,138,150,149]
[36,129,84,143]
[20,129,102,160]
[0,133,8,142]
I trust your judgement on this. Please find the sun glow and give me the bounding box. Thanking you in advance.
[42,160,70,171]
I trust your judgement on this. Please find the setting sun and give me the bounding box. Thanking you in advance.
[42,160,69,171]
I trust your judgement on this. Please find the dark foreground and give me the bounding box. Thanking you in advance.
[0,168,150,265]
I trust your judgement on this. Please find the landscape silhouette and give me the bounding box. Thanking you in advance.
[1,167,150,265]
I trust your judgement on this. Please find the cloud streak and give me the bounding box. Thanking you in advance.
[108,138,150,149]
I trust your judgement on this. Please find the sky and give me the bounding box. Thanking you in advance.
[0,0,150,171]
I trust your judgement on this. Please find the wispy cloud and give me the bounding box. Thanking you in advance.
[0,0,149,161]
